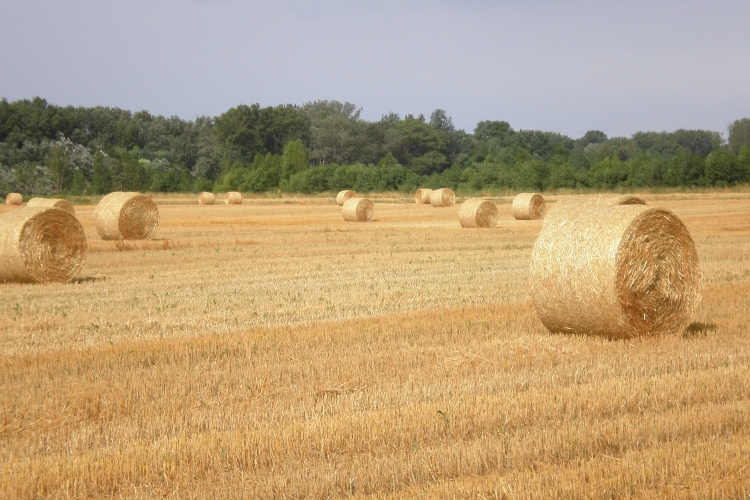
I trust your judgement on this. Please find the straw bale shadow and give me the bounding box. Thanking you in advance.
[683,321,717,338]
[72,274,108,283]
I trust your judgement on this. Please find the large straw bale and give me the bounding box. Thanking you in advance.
[94,192,159,241]
[430,188,455,207]
[225,192,242,205]
[414,188,433,204]
[336,190,356,206]
[530,204,701,339]
[342,197,374,222]
[26,197,75,216]
[459,198,499,228]
[512,193,546,220]
[0,207,86,283]
[5,193,22,206]
[198,192,216,205]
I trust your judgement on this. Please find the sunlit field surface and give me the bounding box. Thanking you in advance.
[1,192,749,498]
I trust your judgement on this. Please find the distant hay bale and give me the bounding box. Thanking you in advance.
[5,193,22,206]
[0,206,87,283]
[26,197,75,216]
[529,204,702,339]
[430,188,455,207]
[225,192,242,205]
[414,188,433,204]
[512,193,546,220]
[94,192,159,241]
[459,198,499,228]
[198,192,216,205]
[342,197,374,222]
[336,190,356,206]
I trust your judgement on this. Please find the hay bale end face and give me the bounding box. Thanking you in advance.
[459,198,499,228]
[342,197,374,222]
[26,197,76,216]
[94,192,159,241]
[430,188,455,207]
[414,188,433,204]
[336,190,356,206]
[198,192,216,205]
[512,193,546,220]
[530,204,702,339]
[0,207,87,283]
[225,192,242,205]
[5,193,22,206]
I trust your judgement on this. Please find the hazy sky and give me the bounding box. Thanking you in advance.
[1,0,748,139]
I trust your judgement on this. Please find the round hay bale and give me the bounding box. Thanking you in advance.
[459,198,499,228]
[336,190,356,206]
[198,192,216,205]
[225,192,242,205]
[512,193,546,220]
[94,192,159,241]
[26,197,76,216]
[430,188,455,207]
[414,188,433,205]
[342,197,374,222]
[0,206,87,283]
[529,204,702,339]
[6,193,22,206]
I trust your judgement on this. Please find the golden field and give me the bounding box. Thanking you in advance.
[1,191,749,498]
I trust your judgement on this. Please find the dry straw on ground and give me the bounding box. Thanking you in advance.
[198,192,216,205]
[530,203,701,339]
[5,193,22,206]
[458,198,499,228]
[414,188,433,204]
[342,197,374,222]
[336,190,356,206]
[225,192,242,205]
[94,192,159,241]
[0,206,86,283]
[26,197,76,216]
[430,188,455,207]
[512,193,546,220]
[559,194,646,207]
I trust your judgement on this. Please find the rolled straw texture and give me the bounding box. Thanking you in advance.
[0,207,87,283]
[512,193,546,220]
[6,193,22,206]
[336,190,356,206]
[225,192,242,205]
[94,192,159,241]
[459,198,499,228]
[26,197,76,216]
[342,197,374,222]
[529,204,701,339]
[198,192,216,205]
[414,188,433,204]
[430,188,455,207]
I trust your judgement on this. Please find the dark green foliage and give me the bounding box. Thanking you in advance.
[705,150,740,187]
[728,118,750,155]
[0,96,748,194]
[214,104,310,164]
[281,139,308,180]
[91,151,112,195]
[46,146,69,195]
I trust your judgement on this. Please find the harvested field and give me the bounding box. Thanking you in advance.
[0,191,749,498]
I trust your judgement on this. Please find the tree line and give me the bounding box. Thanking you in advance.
[1,96,749,197]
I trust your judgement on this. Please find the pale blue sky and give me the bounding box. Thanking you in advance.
[1,0,748,138]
